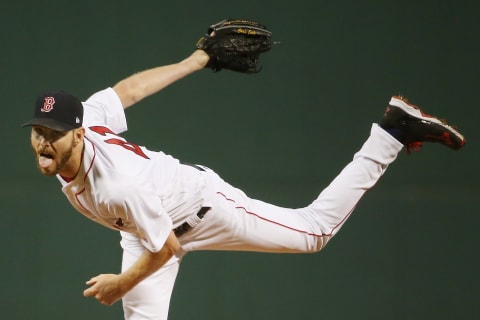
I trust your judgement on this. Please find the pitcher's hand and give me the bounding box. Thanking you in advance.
[83,274,125,306]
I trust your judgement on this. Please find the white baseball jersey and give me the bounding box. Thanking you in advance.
[58,88,208,252]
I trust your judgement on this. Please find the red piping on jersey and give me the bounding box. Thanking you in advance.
[75,189,88,213]
[74,138,97,216]
[83,137,96,182]
[216,191,354,238]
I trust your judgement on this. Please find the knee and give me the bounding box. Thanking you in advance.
[307,234,332,253]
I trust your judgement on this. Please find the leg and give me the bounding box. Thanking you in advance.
[120,232,183,320]
[180,96,465,254]
[180,124,402,253]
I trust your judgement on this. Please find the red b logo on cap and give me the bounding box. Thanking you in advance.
[41,97,55,112]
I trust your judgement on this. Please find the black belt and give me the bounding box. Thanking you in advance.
[173,207,211,237]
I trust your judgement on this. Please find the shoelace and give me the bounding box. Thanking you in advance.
[406,141,423,154]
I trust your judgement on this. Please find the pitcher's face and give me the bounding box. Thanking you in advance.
[30,126,75,176]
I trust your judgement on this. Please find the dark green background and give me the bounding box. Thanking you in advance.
[1,1,478,319]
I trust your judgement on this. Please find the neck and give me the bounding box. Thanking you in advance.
[59,140,85,180]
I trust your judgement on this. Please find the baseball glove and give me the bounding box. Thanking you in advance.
[196,19,274,74]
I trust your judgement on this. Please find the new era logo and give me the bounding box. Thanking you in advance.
[41,97,55,112]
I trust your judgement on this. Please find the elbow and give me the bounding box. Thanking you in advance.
[166,231,181,255]
[165,241,180,256]
[170,239,181,254]
[167,245,178,258]
[161,242,179,262]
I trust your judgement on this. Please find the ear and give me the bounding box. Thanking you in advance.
[73,127,85,147]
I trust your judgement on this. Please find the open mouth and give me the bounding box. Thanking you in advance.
[38,152,54,168]
[40,152,54,159]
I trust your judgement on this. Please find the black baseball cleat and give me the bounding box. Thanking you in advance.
[380,96,465,153]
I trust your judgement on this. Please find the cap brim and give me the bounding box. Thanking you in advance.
[22,118,76,132]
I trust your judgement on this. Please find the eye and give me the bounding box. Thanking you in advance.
[51,131,67,140]
[33,127,44,135]
[32,126,66,141]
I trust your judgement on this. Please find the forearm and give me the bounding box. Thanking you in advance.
[118,248,173,292]
[118,231,180,292]
[113,50,209,109]
[83,231,180,305]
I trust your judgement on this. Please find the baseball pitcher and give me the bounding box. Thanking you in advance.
[23,20,465,320]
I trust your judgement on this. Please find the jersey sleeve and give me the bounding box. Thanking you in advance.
[99,178,173,253]
[82,87,128,134]
[127,191,173,253]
